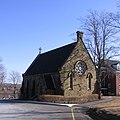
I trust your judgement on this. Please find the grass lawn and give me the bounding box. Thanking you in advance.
[93,96,120,115]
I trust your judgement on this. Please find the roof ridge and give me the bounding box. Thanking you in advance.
[40,42,77,55]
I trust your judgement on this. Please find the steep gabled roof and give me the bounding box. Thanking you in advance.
[24,42,77,76]
[104,60,120,71]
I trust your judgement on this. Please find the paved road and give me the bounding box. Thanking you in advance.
[0,100,93,120]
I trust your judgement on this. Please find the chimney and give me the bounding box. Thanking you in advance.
[76,31,83,42]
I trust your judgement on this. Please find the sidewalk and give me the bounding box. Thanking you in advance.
[71,96,113,108]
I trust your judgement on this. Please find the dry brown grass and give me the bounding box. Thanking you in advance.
[93,96,120,115]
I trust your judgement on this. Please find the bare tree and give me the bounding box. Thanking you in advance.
[79,10,120,99]
[9,71,21,98]
[0,59,6,85]
[110,3,120,29]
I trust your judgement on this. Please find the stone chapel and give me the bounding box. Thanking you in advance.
[21,31,97,100]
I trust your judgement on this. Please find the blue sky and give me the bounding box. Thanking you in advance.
[0,0,119,79]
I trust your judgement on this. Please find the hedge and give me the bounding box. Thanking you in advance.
[38,94,98,104]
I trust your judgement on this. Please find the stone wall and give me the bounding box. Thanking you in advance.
[22,74,46,99]
[60,32,96,97]
[22,73,63,99]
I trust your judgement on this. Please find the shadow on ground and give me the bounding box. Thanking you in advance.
[87,108,120,120]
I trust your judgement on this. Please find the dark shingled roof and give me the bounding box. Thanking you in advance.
[24,42,77,76]
[104,60,120,71]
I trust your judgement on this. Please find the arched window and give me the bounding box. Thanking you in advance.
[26,80,30,98]
[86,73,93,90]
[32,80,35,96]
[68,72,74,90]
